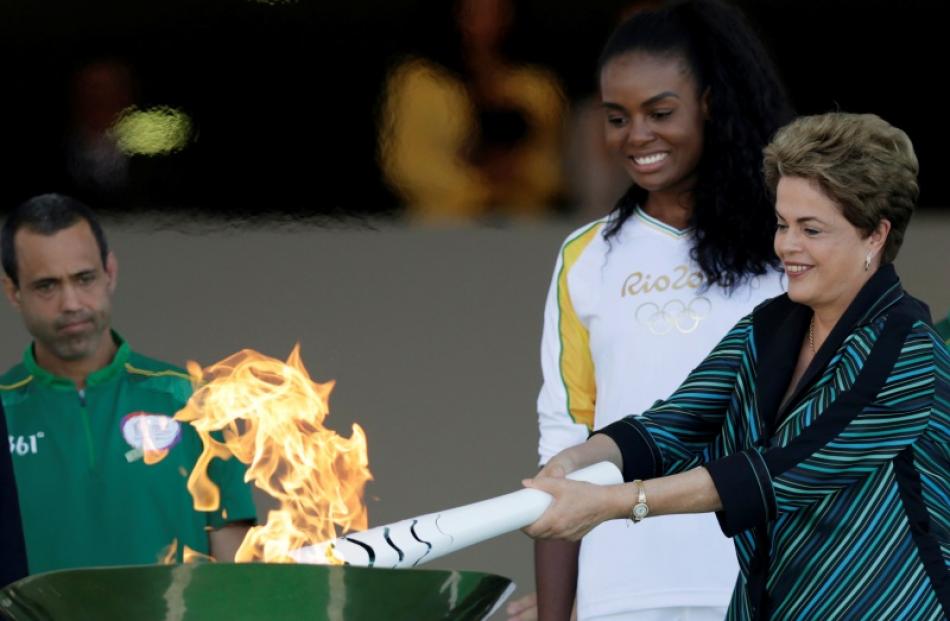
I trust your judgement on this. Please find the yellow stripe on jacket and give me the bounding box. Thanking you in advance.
[556,222,602,429]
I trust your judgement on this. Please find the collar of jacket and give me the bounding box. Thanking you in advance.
[23,330,130,390]
[752,263,921,436]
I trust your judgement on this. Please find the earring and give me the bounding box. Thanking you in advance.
[864,253,872,271]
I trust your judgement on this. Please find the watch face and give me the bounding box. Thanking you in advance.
[633,503,649,519]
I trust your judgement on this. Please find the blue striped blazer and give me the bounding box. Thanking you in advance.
[600,264,949,620]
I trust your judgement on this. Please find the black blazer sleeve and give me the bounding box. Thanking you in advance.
[0,399,28,586]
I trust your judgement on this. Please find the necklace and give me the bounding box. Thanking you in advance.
[809,316,816,354]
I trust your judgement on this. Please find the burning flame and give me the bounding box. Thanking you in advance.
[183,546,215,563]
[144,448,169,465]
[159,539,178,564]
[175,345,372,563]
[158,539,216,564]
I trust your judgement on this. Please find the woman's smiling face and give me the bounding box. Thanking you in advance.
[774,175,889,317]
[600,51,707,197]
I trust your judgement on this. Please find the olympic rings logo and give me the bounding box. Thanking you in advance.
[634,297,712,335]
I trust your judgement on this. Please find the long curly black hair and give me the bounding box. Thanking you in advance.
[600,0,793,290]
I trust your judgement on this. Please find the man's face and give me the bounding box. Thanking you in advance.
[3,221,117,363]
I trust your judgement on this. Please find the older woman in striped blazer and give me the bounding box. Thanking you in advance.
[523,112,948,621]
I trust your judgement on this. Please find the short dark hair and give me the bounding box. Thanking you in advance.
[763,113,918,264]
[1,194,110,287]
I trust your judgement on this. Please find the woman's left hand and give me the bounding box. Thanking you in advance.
[521,476,619,541]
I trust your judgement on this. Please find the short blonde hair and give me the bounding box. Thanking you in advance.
[763,112,918,263]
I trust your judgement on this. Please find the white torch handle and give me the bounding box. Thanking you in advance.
[292,461,622,568]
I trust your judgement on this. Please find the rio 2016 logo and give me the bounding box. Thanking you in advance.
[621,265,705,297]
[635,298,712,335]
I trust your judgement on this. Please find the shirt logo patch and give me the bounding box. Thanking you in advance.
[121,412,182,463]
[635,297,712,335]
[621,264,705,297]
[8,432,46,456]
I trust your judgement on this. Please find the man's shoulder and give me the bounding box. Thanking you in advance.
[122,350,193,403]
[124,350,190,378]
[0,362,32,393]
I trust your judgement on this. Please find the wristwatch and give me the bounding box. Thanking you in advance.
[630,479,649,523]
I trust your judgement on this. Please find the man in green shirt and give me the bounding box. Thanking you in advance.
[1,194,256,575]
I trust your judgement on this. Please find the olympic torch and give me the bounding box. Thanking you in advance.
[291,461,622,567]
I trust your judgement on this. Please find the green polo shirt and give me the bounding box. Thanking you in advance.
[0,334,257,574]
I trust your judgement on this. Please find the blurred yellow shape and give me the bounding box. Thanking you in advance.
[113,106,192,156]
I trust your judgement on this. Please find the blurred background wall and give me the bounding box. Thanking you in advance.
[0,214,946,613]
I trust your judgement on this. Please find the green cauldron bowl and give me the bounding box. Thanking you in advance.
[0,563,513,621]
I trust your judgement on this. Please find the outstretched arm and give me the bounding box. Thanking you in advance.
[523,460,721,541]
